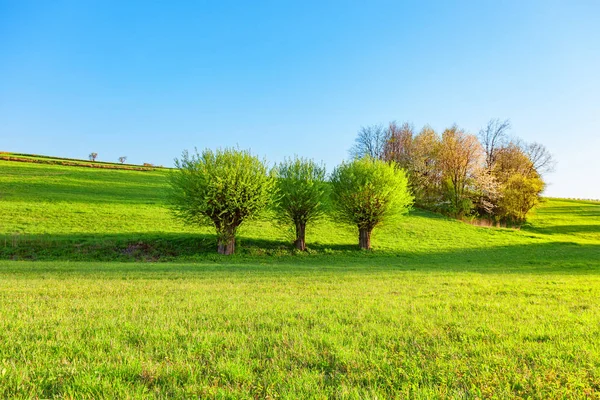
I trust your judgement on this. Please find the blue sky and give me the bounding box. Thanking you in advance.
[1,0,599,198]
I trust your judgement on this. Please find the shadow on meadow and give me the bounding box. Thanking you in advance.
[527,224,600,236]
[532,203,600,218]
[0,232,356,261]
[0,231,598,275]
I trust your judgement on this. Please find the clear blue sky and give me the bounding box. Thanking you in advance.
[1,1,599,198]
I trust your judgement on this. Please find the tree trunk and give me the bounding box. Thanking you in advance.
[217,236,236,255]
[294,222,306,251]
[358,228,372,250]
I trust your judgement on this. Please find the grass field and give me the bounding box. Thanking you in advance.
[0,152,162,171]
[0,159,599,398]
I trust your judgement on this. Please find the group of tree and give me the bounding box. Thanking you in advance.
[351,119,554,224]
[169,120,551,255]
[169,148,413,255]
[88,153,128,164]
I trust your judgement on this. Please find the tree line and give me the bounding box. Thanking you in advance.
[169,150,412,255]
[169,120,553,255]
[350,119,554,224]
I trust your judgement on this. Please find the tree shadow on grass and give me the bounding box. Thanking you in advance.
[0,232,360,261]
[526,224,600,236]
[532,204,600,218]
[0,232,598,275]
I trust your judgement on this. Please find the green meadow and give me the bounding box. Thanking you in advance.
[0,159,599,398]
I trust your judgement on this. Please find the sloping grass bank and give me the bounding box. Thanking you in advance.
[1,160,598,261]
[0,157,599,397]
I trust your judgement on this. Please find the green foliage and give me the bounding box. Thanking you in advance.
[330,158,413,248]
[497,173,545,224]
[441,177,475,217]
[273,157,328,249]
[169,148,274,254]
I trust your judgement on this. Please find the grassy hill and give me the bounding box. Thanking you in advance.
[1,159,598,262]
[0,158,599,398]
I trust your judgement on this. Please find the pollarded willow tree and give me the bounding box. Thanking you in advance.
[273,157,328,251]
[330,157,413,250]
[169,148,275,255]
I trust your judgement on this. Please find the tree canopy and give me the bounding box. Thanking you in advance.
[330,157,413,249]
[169,148,274,255]
[273,157,328,251]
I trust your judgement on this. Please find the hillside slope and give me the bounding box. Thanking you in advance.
[0,159,598,263]
[1,158,600,398]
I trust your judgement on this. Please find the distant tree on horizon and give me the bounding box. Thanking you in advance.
[522,141,555,176]
[479,119,511,170]
[349,125,388,160]
[89,152,98,162]
[118,156,127,164]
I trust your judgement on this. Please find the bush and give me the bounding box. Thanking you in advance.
[497,174,545,225]
[330,157,413,250]
[169,148,275,255]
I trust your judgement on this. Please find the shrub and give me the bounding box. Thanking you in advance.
[497,174,545,225]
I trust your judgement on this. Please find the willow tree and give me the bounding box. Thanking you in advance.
[169,148,274,255]
[330,157,413,250]
[273,157,328,251]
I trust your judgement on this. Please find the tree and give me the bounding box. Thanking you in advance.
[118,156,127,164]
[349,125,388,160]
[497,173,545,224]
[89,152,98,161]
[330,157,413,250]
[490,143,545,223]
[472,169,501,217]
[383,121,414,169]
[522,141,555,175]
[169,148,275,255]
[438,126,483,217]
[493,143,535,181]
[399,125,443,208]
[479,119,511,170]
[273,157,328,250]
